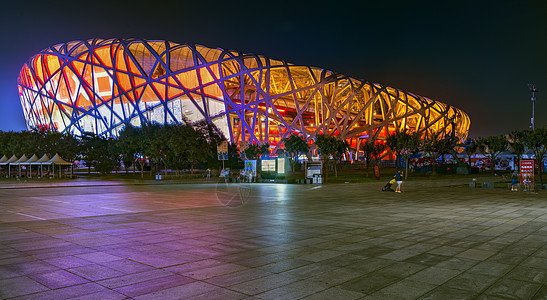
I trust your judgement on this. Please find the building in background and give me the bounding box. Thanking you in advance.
[18,39,470,156]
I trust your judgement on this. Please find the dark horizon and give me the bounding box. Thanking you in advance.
[1,0,546,138]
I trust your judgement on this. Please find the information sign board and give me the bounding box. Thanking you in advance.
[520,160,534,186]
[217,141,228,160]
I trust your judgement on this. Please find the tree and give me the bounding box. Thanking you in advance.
[79,132,120,174]
[386,129,410,171]
[507,131,526,172]
[401,132,421,179]
[244,143,270,160]
[422,134,460,175]
[463,138,479,168]
[521,128,547,184]
[477,135,509,175]
[370,141,387,169]
[315,134,349,180]
[194,121,225,169]
[118,124,146,178]
[282,134,309,174]
[386,129,421,178]
[361,140,376,177]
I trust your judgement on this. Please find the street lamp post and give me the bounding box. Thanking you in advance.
[528,84,538,130]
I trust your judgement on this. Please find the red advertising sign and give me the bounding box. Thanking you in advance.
[520,160,534,186]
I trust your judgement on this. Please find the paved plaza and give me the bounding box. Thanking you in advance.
[0,178,546,299]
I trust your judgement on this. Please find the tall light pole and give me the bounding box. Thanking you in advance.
[528,84,538,130]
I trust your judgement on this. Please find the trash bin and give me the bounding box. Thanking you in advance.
[156,173,162,180]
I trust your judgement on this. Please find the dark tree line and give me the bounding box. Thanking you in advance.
[2,124,546,181]
[0,122,240,176]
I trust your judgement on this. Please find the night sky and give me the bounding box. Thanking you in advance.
[1,0,546,138]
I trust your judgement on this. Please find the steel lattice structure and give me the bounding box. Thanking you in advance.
[18,38,470,155]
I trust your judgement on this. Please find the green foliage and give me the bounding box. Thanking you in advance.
[0,128,79,161]
[477,134,509,174]
[79,132,120,174]
[507,131,526,171]
[283,134,309,160]
[386,129,421,172]
[244,143,269,160]
[282,134,309,173]
[226,142,243,168]
[315,134,349,178]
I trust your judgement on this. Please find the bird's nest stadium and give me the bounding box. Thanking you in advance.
[18,38,470,156]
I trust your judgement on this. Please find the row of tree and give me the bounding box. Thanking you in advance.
[1,123,545,182]
[380,127,547,183]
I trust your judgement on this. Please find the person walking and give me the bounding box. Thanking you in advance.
[510,171,518,191]
[395,170,403,193]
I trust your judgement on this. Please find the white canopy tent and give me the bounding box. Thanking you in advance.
[10,154,31,177]
[19,154,40,178]
[0,155,9,177]
[30,154,51,178]
[7,155,27,177]
[1,155,18,177]
[44,153,74,178]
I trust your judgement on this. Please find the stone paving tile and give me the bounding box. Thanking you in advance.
[455,248,497,260]
[181,262,248,280]
[2,181,547,299]
[28,269,89,289]
[68,263,125,281]
[406,266,463,285]
[113,274,195,297]
[345,257,396,273]
[14,284,107,300]
[5,260,60,275]
[485,251,528,265]
[67,289,128,300]
[434,256,480,271]
[418,285,479,299]
[96,269,174,288]
[532,285,547,299]
[295,249,344,262]
[229,273,301,295]
[376,261,428,278]
[192,289,250,300]
[97,258,155,274]
[503,265,547,284]
[257,258,313,273]
[0,276,49,298]
[519,256,547,269]
[364,278,437,300]
[466,261,513,276]
[74,251,122,263]
[255,277,329,299]
[43,255,94,269]
[131,281,220,300]
[280,262,338,278]
[443,272,499,293]
[309,266,364,287]
[340,273,400,294]
[403,253,451,266]
[0,255,38,266]
[204,267,273,287]
[301,286,364,300]
[0,265,23,280]
[478,278,542,299]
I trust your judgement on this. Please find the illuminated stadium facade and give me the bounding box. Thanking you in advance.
[18,38,470,156]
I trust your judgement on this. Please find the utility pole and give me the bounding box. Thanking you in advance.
[528,84,538,130]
